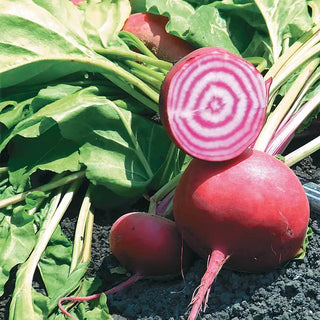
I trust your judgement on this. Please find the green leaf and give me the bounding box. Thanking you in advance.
[0,98,34,130]
[30,84,83,113]
[241,31,273,66]
[146,0,195,37]
[38,221,104,316]
[0,0,107,88]
[31,0,89,42]
[8,124,80,191]
[8,181,82,320]
[85,294,113,320]
[81,276,103,296]
[47,276,103,319]
[209,1,266,55]
[186,5,240,54]
[254,0,313,61]
[74,101,171,198]
[295,227,313,260]
[0,179,16,201]
[2,85,170,204]
[38,224,97,315]
[79,0,131,48]
[37,225,73,298]
[146,0,239,54]
[0,86,102,152]
[0,209,36,295]
[45,261,90,315]
[151,144,191,191]
[212,0,266,31]
[61,293,112,320]
[9,283,50,320]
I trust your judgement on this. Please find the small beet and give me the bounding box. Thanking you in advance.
[122,12,195,62]
[59,212,193,319]
[109,212,193,276]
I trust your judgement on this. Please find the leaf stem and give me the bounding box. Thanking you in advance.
[0,171,85,209]
[254,58,320,152]
[157,143,178,188]
[124,61,164,91]
[275,66,320,133]
[99,63,160,104]
[266,89,320,155]
[95,47,172,70]
[284,136,320,167]
[267,42,320,99]
[119,30,158,59]
[81,208,94,264]
[265,25,320,81]
[0,167,8,175]
[9,181,81,320]
[70,186,92,273]
[101,71,159,112]
[245,57,268,73]
[148,173,182,214]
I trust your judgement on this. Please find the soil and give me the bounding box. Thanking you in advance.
[0,137,319,320]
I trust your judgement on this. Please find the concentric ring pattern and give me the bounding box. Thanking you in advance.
[164,48,268,161]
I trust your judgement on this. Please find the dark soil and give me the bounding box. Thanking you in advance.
[0,137,319,320]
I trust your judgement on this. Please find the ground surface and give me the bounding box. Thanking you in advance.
[0,137,319,320]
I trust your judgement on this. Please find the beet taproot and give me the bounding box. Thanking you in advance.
[173,149,310,319]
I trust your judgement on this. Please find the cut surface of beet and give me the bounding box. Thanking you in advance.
[160,47,269,161]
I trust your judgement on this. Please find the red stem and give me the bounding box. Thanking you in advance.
[58,273,142,319]
[188,250,229,320]
[156,190,174,216]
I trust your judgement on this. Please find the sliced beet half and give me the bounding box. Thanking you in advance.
[159,47,269,161]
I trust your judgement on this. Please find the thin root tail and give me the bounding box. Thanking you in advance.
[188,250,229,320]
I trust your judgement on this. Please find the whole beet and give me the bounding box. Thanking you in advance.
[173,149,309,319]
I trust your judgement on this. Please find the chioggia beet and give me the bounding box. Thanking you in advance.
[173,150,310,319]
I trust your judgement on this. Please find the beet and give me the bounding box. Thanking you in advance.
[59,212,193,319]
[173,149,310,319]
[159,47,269,162]
[122,12,195,62]
[109,212,193,276]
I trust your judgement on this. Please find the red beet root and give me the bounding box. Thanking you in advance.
[109,212,193,276]
[122,12,195,62]
[173,150,310,319]
[59,212,193,319]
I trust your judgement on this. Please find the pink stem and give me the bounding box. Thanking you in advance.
[58,273,142,319]
[188,250,229,320]
[156,190,174,216]
[265,89,320,155]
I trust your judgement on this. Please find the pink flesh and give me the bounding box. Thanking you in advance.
[160,47,268,161]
